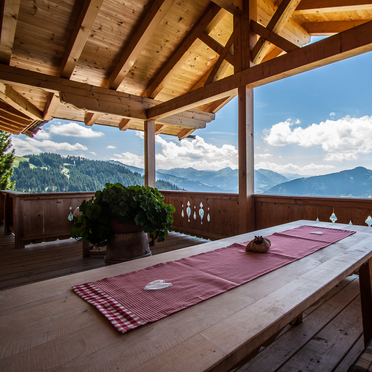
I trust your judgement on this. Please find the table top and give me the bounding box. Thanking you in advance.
[1,220,372,372]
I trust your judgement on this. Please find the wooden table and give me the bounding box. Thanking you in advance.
[1,220,372,372]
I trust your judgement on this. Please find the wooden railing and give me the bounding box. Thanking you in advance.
[0,191,94,248]
[162,192,372,240]
[161,191,240,240]
[254,195,372,230]
[1,190,371,248]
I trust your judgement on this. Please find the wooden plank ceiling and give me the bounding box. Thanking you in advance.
[0,0,371,137]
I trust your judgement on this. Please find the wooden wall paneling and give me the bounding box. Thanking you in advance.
[59,0,104,79]
[107,0,175,90]
[13,195,23,249]
[0,0,21,64]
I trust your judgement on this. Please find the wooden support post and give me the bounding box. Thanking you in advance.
[144,120,156,188]
[238,86,255,233]
[235,0,256,233]
[359,258,372,346]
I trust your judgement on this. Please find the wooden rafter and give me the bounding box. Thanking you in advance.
[142,2,222,99]
[43,93,60,120]
[0,0,20,64]
[59,0,104,78]
[0,100,29,121]
[118,118,131,131]
[177,128,195,139]
[147,20,372,120]
[251,20,299,53]
[251,0,302,64]
[211,0,243,15]
[303,21,368,35]
[295,0,372,14]
[107,0,175,90]
[198,32,235,66]
[205,32,234,85]
[84,112,102,126]
[0,64,214,127]
[155,124,165,134]
[0,83,43,120]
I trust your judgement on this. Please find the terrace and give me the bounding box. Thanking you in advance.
[1,0,372,371]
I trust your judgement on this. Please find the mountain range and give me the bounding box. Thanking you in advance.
[109,161,287,193]
[112,161,372,198]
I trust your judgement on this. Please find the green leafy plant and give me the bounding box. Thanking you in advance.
[71,183,175,247]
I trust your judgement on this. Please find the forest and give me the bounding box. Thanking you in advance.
[11,153,180,193]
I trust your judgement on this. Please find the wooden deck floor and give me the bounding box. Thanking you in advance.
[0,227,364,371]
[0,227,208,291]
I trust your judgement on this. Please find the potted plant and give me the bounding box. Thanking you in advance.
[71,183,175,264]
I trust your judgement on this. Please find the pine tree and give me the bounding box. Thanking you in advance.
[0,131,15,190]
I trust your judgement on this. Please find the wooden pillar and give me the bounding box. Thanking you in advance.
[359,258,372,346]
[144,120,156,187]
[238,87,255,233]
[235,0,257,233]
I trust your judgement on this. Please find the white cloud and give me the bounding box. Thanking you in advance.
[90,152,96,155]
[112,135,239,171]
[330,112,336,117]
[106,145,116,149]
[12,137,88,156]
[112,152,144,168]
[34,129,50,140]
[255,161,335,175]
[49,122,104,138]
[255,153,272,159]
[263,116,372,162]
[155,135,238,170]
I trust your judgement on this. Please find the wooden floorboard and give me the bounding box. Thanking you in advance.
[0,226,364,372]
[0,227,209,291]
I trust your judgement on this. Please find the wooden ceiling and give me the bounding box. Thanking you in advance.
[0,0,372,138]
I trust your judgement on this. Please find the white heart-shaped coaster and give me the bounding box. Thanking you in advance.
[143,279,172,291]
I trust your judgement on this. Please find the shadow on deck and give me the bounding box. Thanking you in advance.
[0,227,364,371]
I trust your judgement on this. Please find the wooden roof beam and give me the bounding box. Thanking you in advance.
[251,20,299,53]
[0,65,214,126]
[142,2,223,99]
[0,122,20,134]
[211,0,243,15]
[43,93,60,120]
[205,32,234,85]
[84,112,102,126]
[59,0,104,79]
[0,0,20,64]
[0,83,43,120]
[155,124,165,135]
[0,100,30,120]
[107,0,175,90]
[252,0,302,64]
[303,21,368,35]
[147,20,372,120]
[177,128,195,139]
[119,118,131,131]
[295,0,372,14]
[198,32,235,66]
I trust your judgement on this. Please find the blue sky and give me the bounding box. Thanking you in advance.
[11,42,372,176]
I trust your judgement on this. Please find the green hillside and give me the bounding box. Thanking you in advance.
[11,153,180,193]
